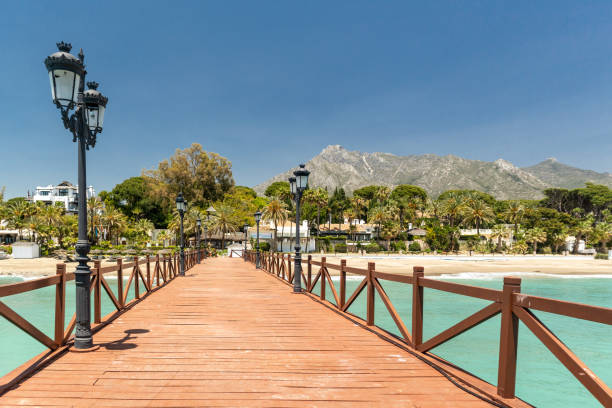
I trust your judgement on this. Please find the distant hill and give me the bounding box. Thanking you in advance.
[254,145,612,199]
[523,158,612,191]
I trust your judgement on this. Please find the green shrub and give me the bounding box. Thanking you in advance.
[365,243,381,253]
[392,241,406,251]
[334,243,347,253]
[595,253,609,260]
[1,245,12,254]
[541,247,552,255]
[258,242,270,251]
[408,242,421,252]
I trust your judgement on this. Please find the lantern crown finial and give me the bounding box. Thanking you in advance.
[57,42,72,53]
[87,81,99,90]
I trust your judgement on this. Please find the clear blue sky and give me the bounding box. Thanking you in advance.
[2,1,612,198]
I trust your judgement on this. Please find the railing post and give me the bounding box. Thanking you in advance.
[320,257,326,301]
[497,276,521,399]
[117,258,124,308]
[93,260,101,324]
[155,254,160,287]
[163,255,167,281]
[54,263,66,345]
[146,255,151,290]
[367,262,375,326]
[340,259,346,309]
[307,255,312,290]
[412,266,424,348]
[288,254,292,283]
[134,256,140,299]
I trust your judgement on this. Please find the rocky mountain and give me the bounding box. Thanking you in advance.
[523,158,612,191]
[254,145,612,200]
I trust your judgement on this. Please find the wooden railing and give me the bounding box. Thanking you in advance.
[0,248,204,392]
[246,250,612,407]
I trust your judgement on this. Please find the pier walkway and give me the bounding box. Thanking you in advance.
[0,257,492,407]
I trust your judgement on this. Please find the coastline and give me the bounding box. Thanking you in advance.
[0,254,610,280]
[307,253,612,277]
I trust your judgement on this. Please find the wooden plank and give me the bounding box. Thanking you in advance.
[420,278,501,302]
[0,275,60,297]
[373,271,413,284]
[513,293,612,325]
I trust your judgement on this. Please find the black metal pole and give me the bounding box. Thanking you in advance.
[293,192,302,293]
[256,220,261,268]
[244,227,247,262]
[179,211,185,276]
[73,53,94,349]
[197,226,201,264]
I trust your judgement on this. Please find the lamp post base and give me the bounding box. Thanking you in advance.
[70,344,100,353]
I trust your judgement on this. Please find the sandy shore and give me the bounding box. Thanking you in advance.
[0,254,610,279]
[307,253,612,277]
[0,258,132,278]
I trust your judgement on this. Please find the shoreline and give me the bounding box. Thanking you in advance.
[0,254,610,279]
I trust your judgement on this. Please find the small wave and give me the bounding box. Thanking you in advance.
[433,272,612,280]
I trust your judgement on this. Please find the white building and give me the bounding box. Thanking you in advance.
[28,181,95,214]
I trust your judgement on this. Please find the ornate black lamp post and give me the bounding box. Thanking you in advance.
[205,206,216,253]
[45,42,108,350]
[289,164,310,293]
[243,223,248,261]
[254,210,262,268]
[176,193,187,276]
[196,216,202,263]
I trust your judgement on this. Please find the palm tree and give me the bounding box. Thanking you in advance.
[368,206,388,243]
[375,186,391,206]
[103,206,127,245]
[88,197,104,244]
[462,198,495,236]
[440,192,465,228]
[350,196,367,223]
[503,201,525,235]
[262,198,288,252]
[490,224,509,252]
[6,200,34,240]
[525,227,547,255]
[593,222,612,253]
[570,217,594,254]
[550,228,569,254]
[209,204,239,250]
[304,188,328,237]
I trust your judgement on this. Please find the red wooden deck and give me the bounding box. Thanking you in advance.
[0,257,493,407]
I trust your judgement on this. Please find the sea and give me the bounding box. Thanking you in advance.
[1,271,611,407]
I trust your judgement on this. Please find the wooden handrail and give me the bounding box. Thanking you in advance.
[244,250,612,406]
[0,249,202,390]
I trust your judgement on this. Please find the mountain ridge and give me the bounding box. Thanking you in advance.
[254,145,612,199]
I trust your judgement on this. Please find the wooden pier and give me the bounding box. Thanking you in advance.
[1,253,611,407]
[1,257,498,407]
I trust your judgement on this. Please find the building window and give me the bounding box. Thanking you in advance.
[58,189,68,196]
[39,190,50,196]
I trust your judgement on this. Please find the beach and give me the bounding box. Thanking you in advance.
[0,257,135,278]
[0,254,610,279]
[308,253,612,277]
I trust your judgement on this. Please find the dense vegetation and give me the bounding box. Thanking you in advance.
[1,144,611,256]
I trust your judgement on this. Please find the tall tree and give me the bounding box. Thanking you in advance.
[462,197,495,235]
[144,143,234,209]
[262,198,288,252]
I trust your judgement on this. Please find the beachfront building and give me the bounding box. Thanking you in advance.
[27,181,95,214]
[0,220,19,244]
[252,220,315,253]
[460,226,515,247]
[318,219,377,241]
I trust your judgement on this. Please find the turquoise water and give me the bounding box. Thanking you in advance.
[0,274,143,378]
[311,274,612,408]
[1,273,611,407]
